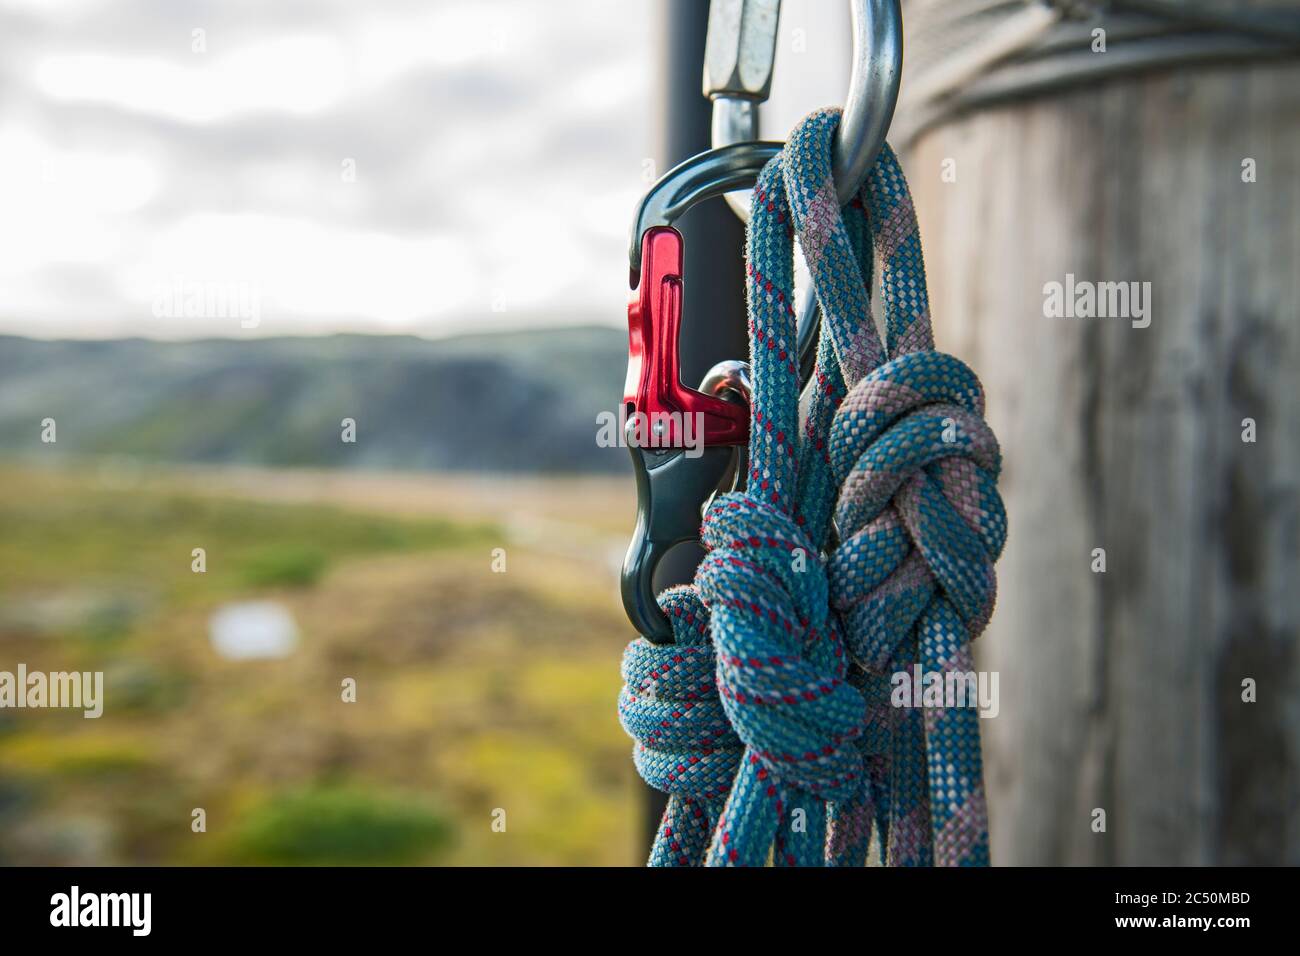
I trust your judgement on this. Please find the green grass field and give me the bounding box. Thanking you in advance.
[0,462,641,865]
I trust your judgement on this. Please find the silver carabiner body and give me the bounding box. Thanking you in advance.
[703,0,903,218]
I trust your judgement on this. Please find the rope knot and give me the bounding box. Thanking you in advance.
[694,491,866,801]
[828,350,1007,670]
[618,586,743,802]
[621,106,1002,865]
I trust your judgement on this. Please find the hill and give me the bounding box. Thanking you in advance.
[0,327,628,473]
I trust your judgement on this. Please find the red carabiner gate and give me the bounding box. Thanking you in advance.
[624,226,748,448]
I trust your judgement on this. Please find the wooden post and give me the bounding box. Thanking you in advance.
[905,62,1300,864]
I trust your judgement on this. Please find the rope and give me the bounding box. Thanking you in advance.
[619,107,1007,866]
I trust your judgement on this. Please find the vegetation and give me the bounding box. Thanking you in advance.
[0,462,640,865]
[224,786,454,865]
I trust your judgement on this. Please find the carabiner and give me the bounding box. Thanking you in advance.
[627,141,781,278]
[702,0,904,382]
[620,143,773,643]
[704,0,903,218]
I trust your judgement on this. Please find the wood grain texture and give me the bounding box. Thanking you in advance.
[904,62,1300,864]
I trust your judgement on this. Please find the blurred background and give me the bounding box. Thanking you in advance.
[0,0,1296,865]
[0,0,664,866]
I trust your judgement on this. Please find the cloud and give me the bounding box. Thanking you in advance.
[34,38,351,122]
[0,0,654,338]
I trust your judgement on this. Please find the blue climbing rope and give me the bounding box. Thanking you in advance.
[619,108,1007,866]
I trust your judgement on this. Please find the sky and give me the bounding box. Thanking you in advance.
[0,0,657,339]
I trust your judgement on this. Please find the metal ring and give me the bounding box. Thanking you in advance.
[707,0,903,220]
